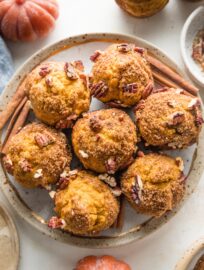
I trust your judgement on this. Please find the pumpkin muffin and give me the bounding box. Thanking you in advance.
[135,88,203,149]
[90,43,154,107]
[121,153,185,217]
[3,123,71,188]
[72,109,137,174]
[26,61,90,128]
[115,0,169,18]
[48,170,119,235]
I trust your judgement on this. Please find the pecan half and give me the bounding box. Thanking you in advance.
[90,50,102,62]
[122,83,138,94]
[35,133,55,148]
[105,158,116,174]
[39,66,50,78]
[48,217,66,229]
[98,173,117,187]
[19,158,32,173]
[3,156,14,174]
[90,81,109,98]
[142,81,154,99]
[89,116,102,132]
[134,46,145,55]
[131,175,143,205]
[64,62,78,80]
[167,112,185,127]
[117,43,131,53]
[55,114,78,129]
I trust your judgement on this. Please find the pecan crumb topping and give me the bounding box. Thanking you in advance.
[122,83,138,93]
[90,81,109,98]
[64,62,78,80]
[131,175,143,205]
[98,173,117,187]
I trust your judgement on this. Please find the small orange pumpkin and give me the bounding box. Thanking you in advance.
[75,255,132,270]
[0,0,59,41]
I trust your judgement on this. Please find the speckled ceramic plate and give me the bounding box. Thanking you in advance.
[0,202,19,270]
[0,33,204,248]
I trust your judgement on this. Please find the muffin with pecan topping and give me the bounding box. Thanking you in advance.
[72,109,137,174]
[121,153,185,217]
[135,88,203,149]
[48,170,119,235]
[3,123,71,188]
[26,61,90,128]
[90,43,154,107]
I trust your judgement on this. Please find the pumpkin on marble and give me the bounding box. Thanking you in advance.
[75,255,131,270]
[0,0,59,42]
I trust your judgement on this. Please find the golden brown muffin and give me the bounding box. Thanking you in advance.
[75,255,131,270]
[121,153,185,217]
[90,43,154,107]
[48,170,119,235]
[26,61,90,128]
[72,109,137,174]
[3,123,71,188]
[115,0,169,18]
[135,89,203,149]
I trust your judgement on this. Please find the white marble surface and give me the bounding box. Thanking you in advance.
[2,0,204,269]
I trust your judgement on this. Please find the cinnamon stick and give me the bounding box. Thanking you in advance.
[148,55,199,95]
[0,79,27,130]
[1,100,30,155]
[116,195,126,229]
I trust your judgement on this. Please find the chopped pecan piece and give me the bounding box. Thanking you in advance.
[167,100,177,108]
[134,46,145,55]
[175,157,184,171]
[72,60,84,71]
[131,175,143,205]
[3,156,14,174]
[90,50,102,62]
[55,114,78,129]
[106,100,128,108]
[137,151,145,157]
[195,115,204,127]
[35,133,55,148]
[45,77,53,87]
[39,66,50,78]
[188,98,201,110]
[58,177,70,190]
[34,169,43,179]
[90,81,109,98]
[111,187,122,197]
[117,43,131,53]
[167,112,185,127]
[105,158,116,174]
[19,158,32,173]
[64,62,78,80]
[89,116,102,132]
[49,191,56,199]
[122,83,138,94]
[142,81,154,99]
[98,173,117,187]
[79,150,89,159]
[48,217,66,229]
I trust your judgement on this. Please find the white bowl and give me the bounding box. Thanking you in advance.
[181,6,204,87]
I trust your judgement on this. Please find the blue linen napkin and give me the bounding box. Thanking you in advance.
[0,37,14,94]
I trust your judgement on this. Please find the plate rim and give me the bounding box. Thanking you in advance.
[0,32,204,249]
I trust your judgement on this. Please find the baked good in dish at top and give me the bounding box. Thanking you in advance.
[25,61,90,128]
[3,123,71,188]
[72,108,137,174]
[49,170,119,235]
[121,152,185,217]
[115,0,169,18]
[90,43,154,107]
[75,255,131,270]
[135,88,203,149]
